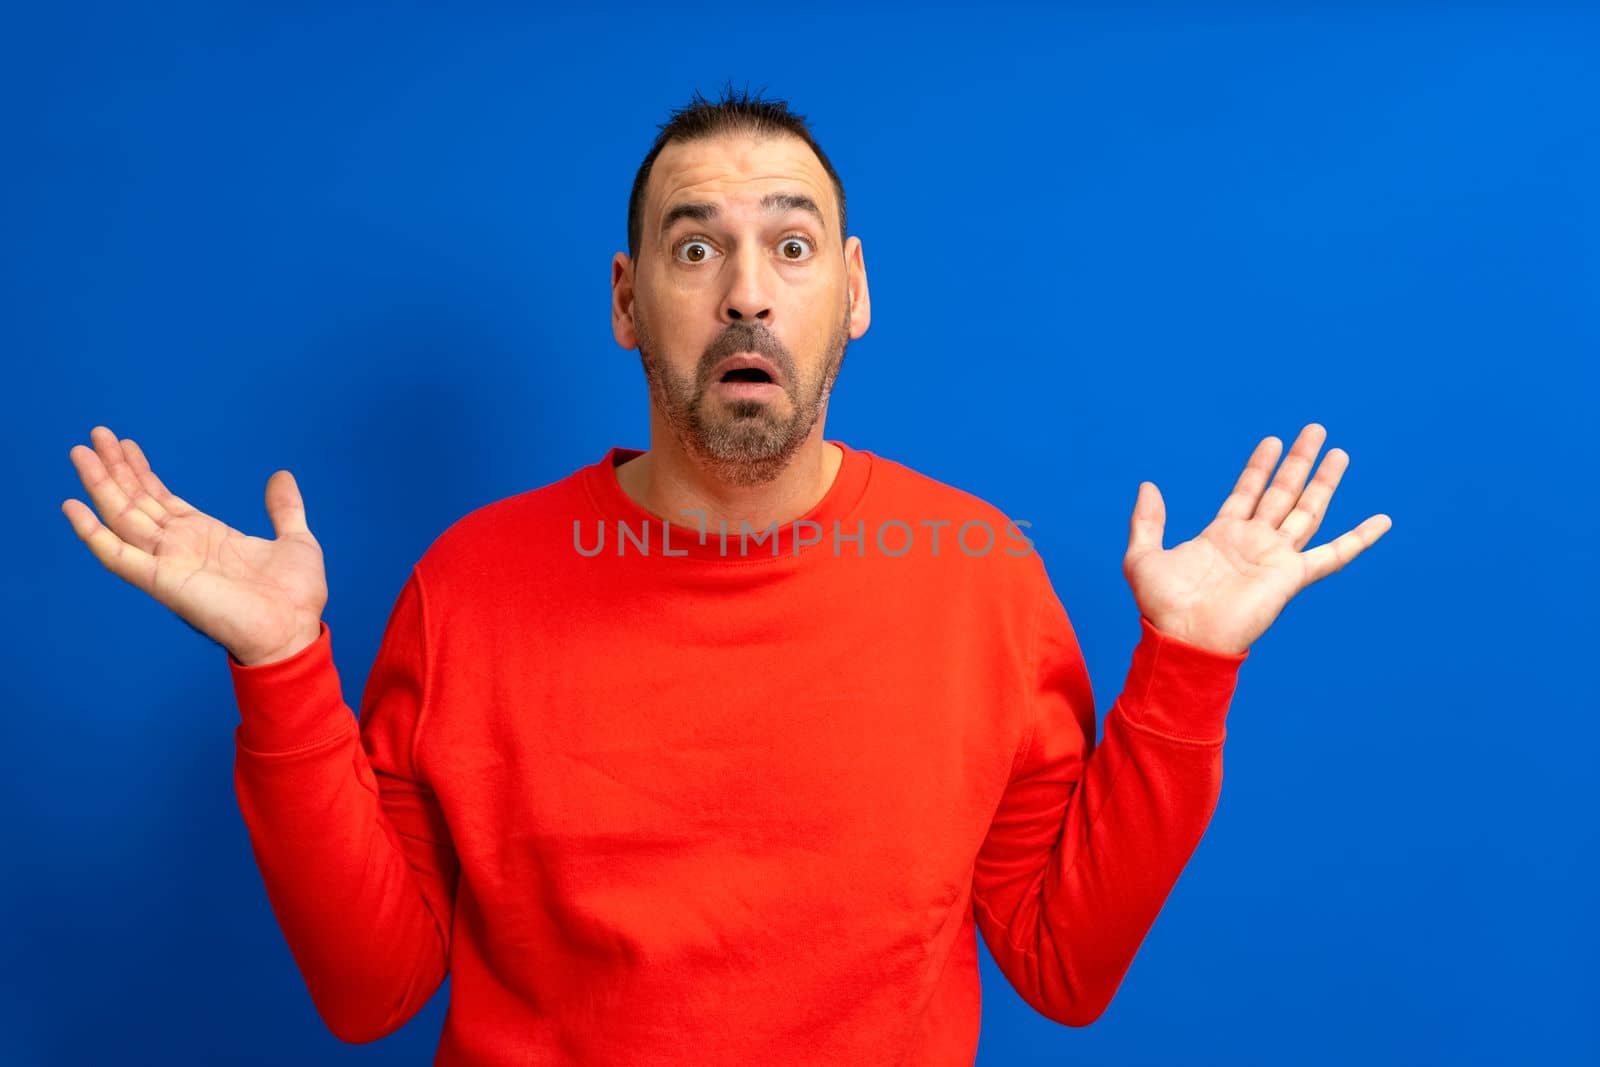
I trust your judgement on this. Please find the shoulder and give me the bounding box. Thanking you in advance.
[860,448,1017,524]
[412,460,593,585]
[855,445,1049,589]
[860,446,1034,543]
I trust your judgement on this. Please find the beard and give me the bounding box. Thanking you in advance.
[634,298,851,488]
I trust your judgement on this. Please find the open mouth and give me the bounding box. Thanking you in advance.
[712,352,783,387]
[720,367,774,384]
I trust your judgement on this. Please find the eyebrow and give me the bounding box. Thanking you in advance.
[659,192,827,240]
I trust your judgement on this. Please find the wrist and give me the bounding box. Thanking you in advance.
[1143,614,1250,656]
[231,621,323,668]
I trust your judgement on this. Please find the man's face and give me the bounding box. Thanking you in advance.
[611,131,870,486]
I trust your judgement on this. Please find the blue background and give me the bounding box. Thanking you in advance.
[6,2,1595,1064]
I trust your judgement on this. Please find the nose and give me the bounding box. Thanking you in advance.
[721,247,773,324]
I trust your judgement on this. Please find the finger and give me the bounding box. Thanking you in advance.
[265,470,310,538]
[1125,481,1166,562]
[120,437,198,515]
[60,497,159,591]
[1253,423,1328,527]
[1278,447,1349,550]
[1214,436,1283,522]
[70,431,164,552]
[90,425,170,526]
[1301,513,1393,586]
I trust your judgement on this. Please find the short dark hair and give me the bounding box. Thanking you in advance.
[626,83,848,262]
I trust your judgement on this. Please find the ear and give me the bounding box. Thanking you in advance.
[611,252,638,349]
[844,235,871,340]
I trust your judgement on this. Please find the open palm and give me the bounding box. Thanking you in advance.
[1123,423,1392,656]
[61,425,327,666]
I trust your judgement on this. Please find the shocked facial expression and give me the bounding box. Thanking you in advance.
[612,131,871,486]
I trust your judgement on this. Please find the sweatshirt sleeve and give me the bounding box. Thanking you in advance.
[229,567,459,1044]
[971,574,1247,1027]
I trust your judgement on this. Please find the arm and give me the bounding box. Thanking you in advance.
[973,422,1390,1025]
[229,567,459,1044]
[58,429,460,1041]
[972,584,1246,1026]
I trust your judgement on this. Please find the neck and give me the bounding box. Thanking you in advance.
[615,417,844,534]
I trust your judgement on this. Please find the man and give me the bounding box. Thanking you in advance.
[62,86,1391,1064]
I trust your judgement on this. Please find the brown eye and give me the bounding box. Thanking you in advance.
[676,240,714,264]
[781,237,814,260]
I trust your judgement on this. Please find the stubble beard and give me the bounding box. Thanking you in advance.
[635,301,851,488]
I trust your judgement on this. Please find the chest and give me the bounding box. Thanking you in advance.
[423,594,1028,963]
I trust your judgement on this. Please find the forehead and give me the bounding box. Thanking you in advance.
[646,132,835,228]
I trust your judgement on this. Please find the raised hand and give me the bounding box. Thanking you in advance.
[1122,423,1391,656]
[61,425,328,666]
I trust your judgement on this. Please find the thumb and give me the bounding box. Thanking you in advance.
[1126,481,1165,560]
[265,469,310,538]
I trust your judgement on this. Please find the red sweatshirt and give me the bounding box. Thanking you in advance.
[229,440,1247,1065]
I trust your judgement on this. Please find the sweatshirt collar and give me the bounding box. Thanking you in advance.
[582,440,872,563]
